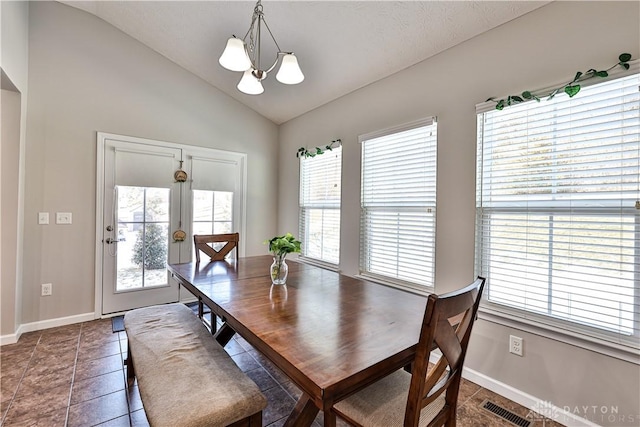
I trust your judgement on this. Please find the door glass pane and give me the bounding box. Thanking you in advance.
[193,190,214,221]
[192,190,234,259]
[193,222,213,235]
[213,222,232,234]
[142,223,169,287]
[214,192,233,221]
[115,186,170,291]
[145,187,170,222]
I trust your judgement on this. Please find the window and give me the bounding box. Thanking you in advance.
[476,72,639,350]
[360,118,437,290]
[192,190,233,236]
[189,151,244,260]
[299,146,342,265]
[116,186,170,290]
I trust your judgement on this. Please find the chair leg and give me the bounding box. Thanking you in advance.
[443,405,456,427]
[248,412,261,426]
[323,409,337,427]
[227,411,262,427]
[126,344,135,381]
[210,313,217,334]
[198,298,204,319]
[214,323,237,346]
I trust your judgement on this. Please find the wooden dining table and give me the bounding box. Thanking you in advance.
[168,255,428,427]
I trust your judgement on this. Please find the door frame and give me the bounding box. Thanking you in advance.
[95,132,247,317]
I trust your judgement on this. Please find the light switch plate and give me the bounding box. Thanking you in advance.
[38,212,49,225]
[56,212,72,224]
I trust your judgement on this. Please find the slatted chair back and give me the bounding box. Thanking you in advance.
[194,233,239,263]
[404,276,485,427]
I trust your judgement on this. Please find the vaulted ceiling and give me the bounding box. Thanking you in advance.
[61,1,550,124]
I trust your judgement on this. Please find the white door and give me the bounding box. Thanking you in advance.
[99,137,184,314]
[187,148,247,258]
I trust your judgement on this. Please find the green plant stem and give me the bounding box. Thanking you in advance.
[296,139,341,158]
[487,53,633,110]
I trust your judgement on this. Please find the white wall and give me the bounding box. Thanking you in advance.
[278,1,640,425]
[1,0,29,338]
[21,1,279,324]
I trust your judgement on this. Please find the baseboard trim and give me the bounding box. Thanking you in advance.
[1,312,96,346]
[427,353,598,427]
[0,302,204,346]
[0,332,20,346]
[463,367,601,426]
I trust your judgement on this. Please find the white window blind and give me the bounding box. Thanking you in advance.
[299,146,342,265]
[360,118,437,290]
[476,73,640,350]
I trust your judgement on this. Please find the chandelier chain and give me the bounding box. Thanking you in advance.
[243,0,282,74]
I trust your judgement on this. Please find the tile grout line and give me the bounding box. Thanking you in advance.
[66,324,132,427]
[457,384,484,409]
[64,322,85,427]
[239,343,299,427]
[246,350,294,400]
[1,333,41,426]
[63,324,83,427]
[120,329,136,427]
[89,330,133,427]
[244,346,297,401]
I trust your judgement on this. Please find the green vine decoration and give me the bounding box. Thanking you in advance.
[487,53,633,110]
[296,139,342,158]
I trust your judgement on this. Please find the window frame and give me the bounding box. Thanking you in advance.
[298,145,342,267]
[191,189,235,259]
[185,149,247,262]
[359,117,438,294]
[475,65,640,362]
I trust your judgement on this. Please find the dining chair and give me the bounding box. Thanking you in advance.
[194,232,239,263]
[330,276,486,427]
[192,233,240,334]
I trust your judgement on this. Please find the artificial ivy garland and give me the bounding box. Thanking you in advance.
[295,55,634,155]
[296,139,342,158]
[487,53,633,110]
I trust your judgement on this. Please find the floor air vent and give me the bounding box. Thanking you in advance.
[481,400,531,427]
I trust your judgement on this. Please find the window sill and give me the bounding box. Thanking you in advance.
[478,307,640,365]
[355,272,432,297]
[296,256,340,272]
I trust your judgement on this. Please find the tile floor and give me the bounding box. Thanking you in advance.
[1,313,563,427]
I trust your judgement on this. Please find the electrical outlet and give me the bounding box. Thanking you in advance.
[41,283,52,296]
[509,335,523,356]
[56,212,72,224]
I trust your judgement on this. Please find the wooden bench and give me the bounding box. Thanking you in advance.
[124,303,267,427]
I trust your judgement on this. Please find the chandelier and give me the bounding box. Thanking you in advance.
[219,0,304,95]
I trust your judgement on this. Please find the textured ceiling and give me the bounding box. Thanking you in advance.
[60,1,550,124]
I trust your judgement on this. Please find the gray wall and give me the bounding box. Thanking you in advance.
[20,1,279,324]
[1,89,21,336]
[1,0,29,337]
[278,1,639,424]
[4,0,639,423]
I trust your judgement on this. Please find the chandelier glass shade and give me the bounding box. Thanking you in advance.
[218,0,304,95]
